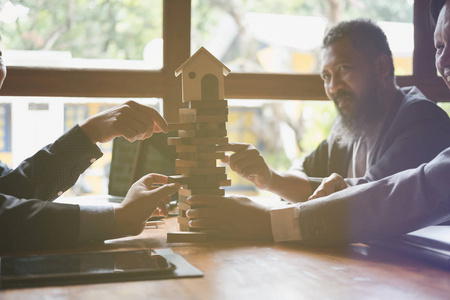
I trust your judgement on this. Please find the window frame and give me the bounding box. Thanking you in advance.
[0,0,448,124]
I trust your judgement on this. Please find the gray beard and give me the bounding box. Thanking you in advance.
[332,95,385,145]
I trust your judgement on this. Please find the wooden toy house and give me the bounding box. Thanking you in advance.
[175,47,230,102]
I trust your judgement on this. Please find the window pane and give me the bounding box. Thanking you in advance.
[0,103,11,161]
[191,0,413,75]
[438,103,450,118]
[0,1,163,70]
[0,96,161,196]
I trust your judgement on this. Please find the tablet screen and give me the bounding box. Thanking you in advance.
[0,250,175,287]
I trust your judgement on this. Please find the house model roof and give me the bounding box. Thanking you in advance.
[175,47,231,77]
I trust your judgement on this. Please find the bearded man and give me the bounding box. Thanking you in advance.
[187,11,450,245]
[216,19,450,204]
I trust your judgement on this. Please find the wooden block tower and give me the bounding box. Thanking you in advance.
[167,47,231,242]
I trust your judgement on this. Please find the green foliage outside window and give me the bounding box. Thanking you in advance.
[1,0,162,60]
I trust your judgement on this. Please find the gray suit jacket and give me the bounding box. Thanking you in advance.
[297,147,450,245]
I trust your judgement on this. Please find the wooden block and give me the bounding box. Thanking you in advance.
[169,174,228,188]
[220,179,232,186]
[179,208,187,217]
[178,216,190,226]
[175,144,217,153]
[192,174,231,189]
[179,113,228,123]
[178,189,194,197]
[178,201,191,212]
[168,175,191,185]
[169,137,228,146]
[168,122,226,131]
[179,192,226,202]
[180,107,228,116]
[196,123,226,130]
[176,166,226,176]
[190,137,228,145]
[178,152,225,161]
[185,180,230,189]
[179,129,227,138]
[186,100,228,108]
[186,179,231,189]
[179,224,190,231]
[167,137,183,146]
[167,123,197,131]
[178,130,199,138]
[167,231,208,243]
[176,159,217,168]
[178,194,189,204]
[179,188,225,196]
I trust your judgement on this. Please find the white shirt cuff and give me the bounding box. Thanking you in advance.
[270,205,302,242]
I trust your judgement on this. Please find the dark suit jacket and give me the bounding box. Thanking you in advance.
[296,86,450,190]
[0,125,102,252]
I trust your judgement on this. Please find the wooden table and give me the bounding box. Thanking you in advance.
[1,216,450,299]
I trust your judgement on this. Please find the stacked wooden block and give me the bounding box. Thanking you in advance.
[167,99,231,233]
[166,46,231,242]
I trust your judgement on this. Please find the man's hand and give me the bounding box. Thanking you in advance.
[218,143,273,190]
[308,173,349,200]
[79,100,168,144]
[186,195,273,241]
[113,173,180,238]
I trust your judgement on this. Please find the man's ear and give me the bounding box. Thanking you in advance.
[374,53,392,77]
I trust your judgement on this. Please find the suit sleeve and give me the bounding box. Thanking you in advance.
[0,195,81,252]
[296,148,450,245]
[0,125,103,201]
[0,125,104,252]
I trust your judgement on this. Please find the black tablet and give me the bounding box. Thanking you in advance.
[0,249,176,289]
[368,226,450,271]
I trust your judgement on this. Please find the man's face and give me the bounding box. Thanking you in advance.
[0,50,6,90]
[435,2,450,89]
[320,37,376,121]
